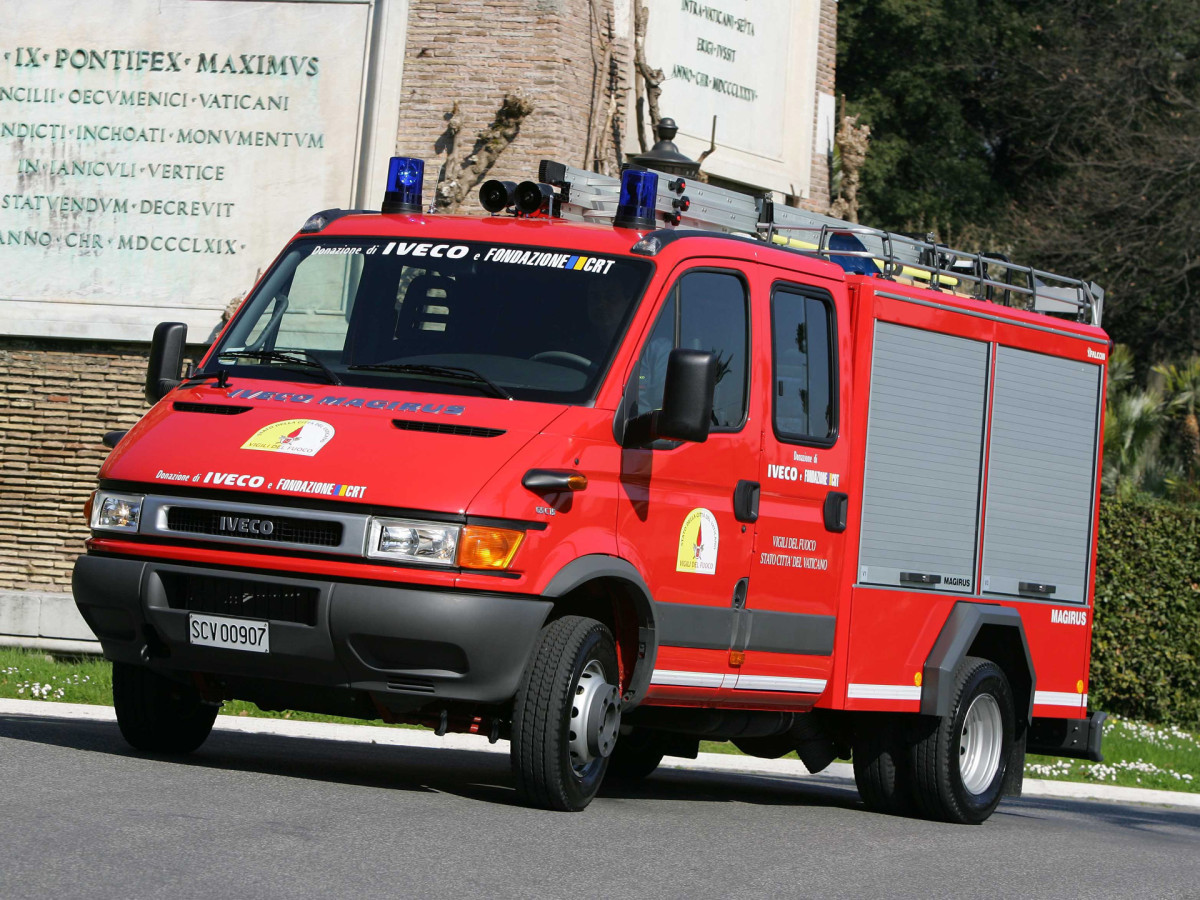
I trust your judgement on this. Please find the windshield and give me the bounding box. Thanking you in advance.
[205,237,653,404]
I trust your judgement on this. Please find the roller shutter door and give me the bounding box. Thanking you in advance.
[858,322,989,592]
[981,347,1102,603]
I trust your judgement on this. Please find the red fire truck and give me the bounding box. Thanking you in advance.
[74,157,1108,823]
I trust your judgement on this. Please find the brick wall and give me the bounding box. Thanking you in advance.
[803,0,838,212]
[0,338,152,590]
[397,0,633,205]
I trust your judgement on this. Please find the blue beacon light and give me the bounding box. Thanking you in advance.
[614,168,659,230]
[382,156,424,214]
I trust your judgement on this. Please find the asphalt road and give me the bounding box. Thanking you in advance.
[1,711,1198,900]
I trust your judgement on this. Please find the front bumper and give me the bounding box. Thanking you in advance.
[72,554,552,710]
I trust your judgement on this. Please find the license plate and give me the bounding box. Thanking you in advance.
[188,613,270,653]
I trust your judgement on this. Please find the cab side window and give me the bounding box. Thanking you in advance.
[772,287,836,443]
[632,270,749,429]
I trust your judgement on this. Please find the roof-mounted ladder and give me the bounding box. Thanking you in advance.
[533,160,1104,327]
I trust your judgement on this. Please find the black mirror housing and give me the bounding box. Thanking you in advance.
[655,348,717,443]
[617,349,718,448]
[145,322,188,404]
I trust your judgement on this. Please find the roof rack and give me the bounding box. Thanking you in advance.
[535,160,1104,327]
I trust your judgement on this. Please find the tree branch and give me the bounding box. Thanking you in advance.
[634,4,663,151]
[434,93,534,213]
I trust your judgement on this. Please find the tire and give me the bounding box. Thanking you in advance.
[909,657,1014,824]
[607,728,665,781]
[511,616,621,810]
[853,716,914,815]
[112,662,218,754]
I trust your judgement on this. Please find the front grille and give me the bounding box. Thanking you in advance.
[159,571,318,625]
[166,507,342,547]
[392,419,505,438]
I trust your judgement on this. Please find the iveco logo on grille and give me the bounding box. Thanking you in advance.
[218,515,275,535]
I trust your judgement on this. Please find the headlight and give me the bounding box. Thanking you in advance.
[366,518,459,566]
[91,492,144,532]
[364,518,526,569]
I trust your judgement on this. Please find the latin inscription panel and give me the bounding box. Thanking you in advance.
[0,0,375,341]
[635,0,819,197]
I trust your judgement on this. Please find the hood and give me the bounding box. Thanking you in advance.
[102,380,567,512]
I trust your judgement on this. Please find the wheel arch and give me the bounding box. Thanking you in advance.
[540,555,658,707]
[921,602,1035,724]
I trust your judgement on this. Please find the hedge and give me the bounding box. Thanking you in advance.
[1090,496,1200,727]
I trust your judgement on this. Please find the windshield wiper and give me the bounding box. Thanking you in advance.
[214,349,343,385]
[348,363,512,400]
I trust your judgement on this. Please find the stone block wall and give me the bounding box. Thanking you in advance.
[805,0,838,212]
[396,1,836,212]
[397,0,633,206]
[0,339,152,590]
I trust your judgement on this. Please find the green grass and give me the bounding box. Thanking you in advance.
[2,649,1197,792]
[1026,717,1200,793]
[1,649,113,705]
[0,648,402,727]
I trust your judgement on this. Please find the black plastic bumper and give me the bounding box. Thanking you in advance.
[72,554,553,709]
[1027,710,1107,762]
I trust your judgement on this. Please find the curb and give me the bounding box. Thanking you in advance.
[2,698,1197,810]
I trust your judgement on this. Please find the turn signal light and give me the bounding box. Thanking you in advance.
[83,490,96,522]
[521,469,588,493]
[458,526,525,570]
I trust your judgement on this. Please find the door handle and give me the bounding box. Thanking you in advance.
[823,491,848,532]
[1019,581,1057,596]
[733,480,760,523]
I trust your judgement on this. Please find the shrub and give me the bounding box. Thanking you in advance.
[1091,496,1200,727]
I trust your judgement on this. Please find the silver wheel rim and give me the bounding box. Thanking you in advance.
[958,693,1003,795]
[568,659,621,773]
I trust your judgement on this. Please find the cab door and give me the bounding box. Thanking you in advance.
[738,276,850,708]
[615,264,761,703]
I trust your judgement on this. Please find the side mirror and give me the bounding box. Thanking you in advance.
[657,348,717,442]
[145,322,187,404]
[623,349,718,447]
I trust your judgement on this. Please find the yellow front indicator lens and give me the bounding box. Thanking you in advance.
[457,526,525,570]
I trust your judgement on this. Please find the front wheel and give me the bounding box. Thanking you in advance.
[909,657,1014,824]
[112,663,218,754]
[511,616,621,810]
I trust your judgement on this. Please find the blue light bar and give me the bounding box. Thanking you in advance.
[382,156,424,214]
[614,168,659,230]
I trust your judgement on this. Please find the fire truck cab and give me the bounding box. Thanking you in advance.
[74,158,1108,823]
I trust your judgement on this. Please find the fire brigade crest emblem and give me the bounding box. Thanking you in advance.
[241,419,335,456]
[676,507,719,575]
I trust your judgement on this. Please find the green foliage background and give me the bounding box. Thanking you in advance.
[1092,497,1200,726]
[838,0,1200,364]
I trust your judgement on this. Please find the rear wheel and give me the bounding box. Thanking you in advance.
[909,657,1014,824]
[511,616,621,810]
[853,716,914,815]
[112,663,218,754]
